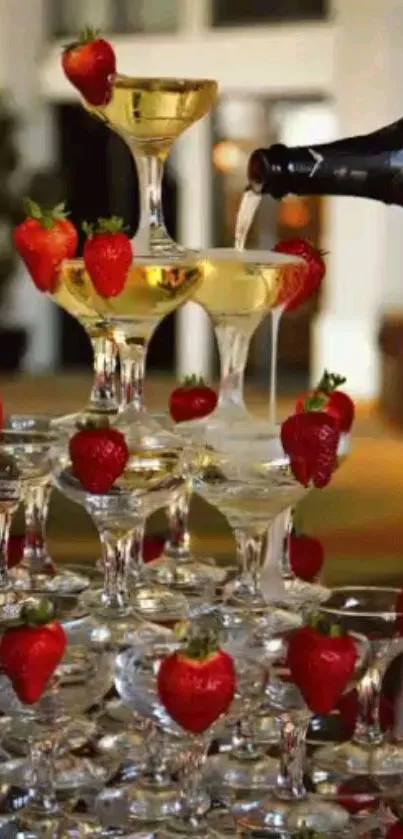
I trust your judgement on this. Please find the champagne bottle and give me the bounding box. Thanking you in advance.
[247,117,403,205]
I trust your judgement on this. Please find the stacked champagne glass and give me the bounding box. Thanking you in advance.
[0,30,401,839]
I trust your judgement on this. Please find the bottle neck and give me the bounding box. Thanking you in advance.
[247,116,403,205]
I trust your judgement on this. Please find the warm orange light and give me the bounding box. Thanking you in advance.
[279,197,311,229]
[213,140,244,174]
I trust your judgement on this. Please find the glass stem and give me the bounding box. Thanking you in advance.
[232,716,262,760]
[164,485,191,560]
[30,733,58,815]
[234,528,265,599]
[117,339,148,413]
[127,522,146,584]
[278,507,296,579]
[23,483,53,574]
[276,710,310,801]
[132,150,171,254]
[143,720,171,784]
[178,737,210,825]
[215,325,251,413]
[0,509,14,588]
[89,335,118,414]
[353,656,385,745]
[95,526,131,614]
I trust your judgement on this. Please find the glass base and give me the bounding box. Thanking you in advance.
[179,403,273,445]
[4,716,97,759]
[314,740,403,778]
[239,797,351,834]
[161,816,225,839]
[114,405,182,451]
[147,554,230,589]
[96,777,181,826]
[274,577,331,611]
[218,600,302,636]
[10,565,90,596]
[205,752,277,802]
[52,405,118,433]
[130,585,191,628]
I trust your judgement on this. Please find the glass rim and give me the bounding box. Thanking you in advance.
[320,585,403,618]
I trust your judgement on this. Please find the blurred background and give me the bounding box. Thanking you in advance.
[3,0,402,409]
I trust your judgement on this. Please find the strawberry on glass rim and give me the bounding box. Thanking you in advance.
[296,369,355,433]
[273,237,326,311]
[69,427,129,494]
[157,629,236,734]
[287,614,359,716]
[13,199,78,293]
[281,409,340,489]
[0,599,66,705]
[61,27,116,106]
[83,216,132,298]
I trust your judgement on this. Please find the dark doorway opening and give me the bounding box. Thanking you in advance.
[53,103,178,372]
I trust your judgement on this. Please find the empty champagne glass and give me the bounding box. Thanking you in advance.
[315,587,403,777]
[5,416,89,596]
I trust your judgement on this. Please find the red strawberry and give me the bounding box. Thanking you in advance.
[83,217,132,298]
[61,28,116,107]
[338,688,394,739]
[0,600,66,705]
[387,823,403,838]
[281,411,340,488]
[13,200,78,293]
[169,376,217,423]
[296,370,355,433]
[335,778,378,815]
[69,427,129,494]
[7,535,24,569]
[287,617,357,715]
[157,631,236,734]
[273,238,326,311]
[289,531,324,582]
[143,536,165,564]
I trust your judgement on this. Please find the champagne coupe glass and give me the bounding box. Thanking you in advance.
[140,415,231,594]
[193,427,309,630]
[53,442,190,643]
[239,630,371,836]
[186,248,305,434]
[314,587,403,776]
[0,428,90,607]
[111,620,265,838]
[0,599,114,836]
[4,415,89,597]
[48,283,119,432]
[72,75,218,445]
[261,430,351,613]
[98,625,183,831]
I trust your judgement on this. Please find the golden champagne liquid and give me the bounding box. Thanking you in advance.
[117,449,182,492]
[194,248,304,331]
[84,76,218,157]
[52,258,202,340]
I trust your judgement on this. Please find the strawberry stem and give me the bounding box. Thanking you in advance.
[23,198,70,230]
[303,392,327,413]
[63,26,101,52]
[82,216,127,239]
[309,613,343,637]
[20,599,55,626]
[181,629,220,661]
[183,374,206,388]
[316,369,347,395]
